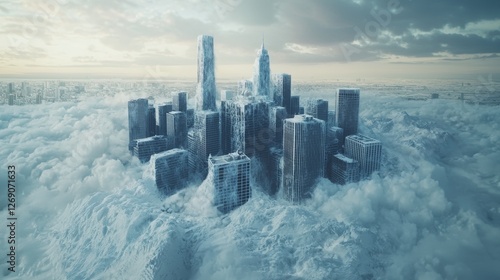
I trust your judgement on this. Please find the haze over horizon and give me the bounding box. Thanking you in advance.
[1,0,499,81]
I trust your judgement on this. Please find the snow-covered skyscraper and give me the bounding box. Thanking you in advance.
[147,105,156,137]
[196,35,217,111]
[253,40,271,98]
[269,106,287,147]
[157,102,173,136]
[271,73,291,114]
[345,134,382,179]
[128,98,149,151]
[290,95,300,116]
[152,149,189,194]
[167,111,187,148]
[208,151,251,213]
[283,115,326,203]
[335,88,360,139]
[189,111,220,175]
[173,91,187,112]
[221,97,270,157]
[305,98,329,123]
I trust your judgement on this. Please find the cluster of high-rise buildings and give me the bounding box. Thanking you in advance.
[127,35,382,211]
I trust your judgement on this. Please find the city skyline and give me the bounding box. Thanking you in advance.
[1,0,499,81]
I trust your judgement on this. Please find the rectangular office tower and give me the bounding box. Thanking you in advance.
[345,134,382,179]
[133,135,169,163]
[167,111,187,148]
[290,95,300,117]
[196,35,217,111]
[152,149,189,195]
[208,151,251,213]
[335,88,360,139]
[221,98,270,157]
[190,111,220,175]
[157,102,173,136]
[325,126,344,177]
[328,110,336,127]
[305,98,329,123]
[8,94,15,105]
[330,154,360,185]
[271,73,291,115]
[128,98,149,151]
[147,105,156,137]
[220,90,235,101]
[283,115,325,203]
[269,106,287,147]
[173,91,187,112]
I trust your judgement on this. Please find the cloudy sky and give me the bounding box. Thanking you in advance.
[1,0,499,80]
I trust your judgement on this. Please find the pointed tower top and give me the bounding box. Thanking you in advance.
[261,34,265,50]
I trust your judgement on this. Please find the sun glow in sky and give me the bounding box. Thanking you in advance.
[0,0,499,81]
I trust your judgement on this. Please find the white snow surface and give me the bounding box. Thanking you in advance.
[1,84,499,279]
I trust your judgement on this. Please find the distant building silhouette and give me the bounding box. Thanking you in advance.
[283,115,325,203]
[237,79,253,97]
[335,88,360,139]
[147,105,156,137]
[220,90,235,101]
[208,151,251,213]
[290,95,300,117]
[325,126,344,177]
[345,134,382,179]
[269,106,287,147]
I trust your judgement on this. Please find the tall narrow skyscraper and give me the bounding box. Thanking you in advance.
[173,91,187,112]
[305,98,329,123]
[335,88,360,139]
[167,111,187,148]
[271,73,291,115]
[190,111,220,175]
[196,35,217,111]
[253,40,271,98]
[157,102,173,136]
[128,98,149,151]
[283,115,326,203]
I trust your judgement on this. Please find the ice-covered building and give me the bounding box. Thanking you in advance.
[133,135,169,163]
[220,90,235,101]
[167,111,187,148]
[220,97,270,157]
[128,98,149,151]
[344,134,382,179]
[157,102,173,136]
[290,95,300,116]
[196,35,217,111]
[189,111,220,175]
[186,108,194,129]
[329,154,360,185]
[253,41,271,98]
[283,115,326,203]
[271,73,291,114]
[269,147,283,195]
[305,98,329,123]
[172,91,187,112]
[8,94,15,105]
[237,80,253,97]
[269,106,287,147]
[335,88,360,139]
[325,126,344,177]
[328,110,336,127]
[208,151,251,213]
[147,105,156,137]
[152,149,189,194]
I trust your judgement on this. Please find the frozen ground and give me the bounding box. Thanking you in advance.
[1,81,499,279]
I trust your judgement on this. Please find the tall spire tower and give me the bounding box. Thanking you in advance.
[253,37,271,98]
[196,35,217,111]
